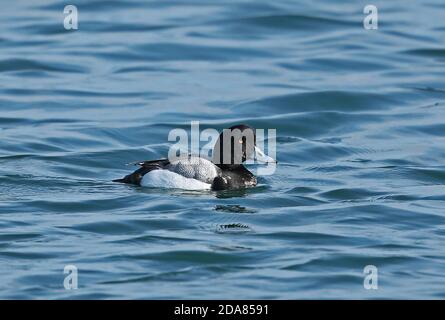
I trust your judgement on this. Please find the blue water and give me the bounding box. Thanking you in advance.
[1,0,445,299]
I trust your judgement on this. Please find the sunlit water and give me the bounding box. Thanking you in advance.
[1,0,445,299]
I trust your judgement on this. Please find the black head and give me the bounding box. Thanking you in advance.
[211,124,259,169]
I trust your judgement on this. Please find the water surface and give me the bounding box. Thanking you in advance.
[1,0,445,299]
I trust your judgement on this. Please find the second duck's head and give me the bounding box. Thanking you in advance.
[211,124,275,169]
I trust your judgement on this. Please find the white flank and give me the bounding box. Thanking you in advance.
[141,169,211,190]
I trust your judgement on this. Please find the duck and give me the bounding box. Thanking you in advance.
[113,124,276,190]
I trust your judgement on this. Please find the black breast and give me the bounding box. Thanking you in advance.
[211,166,256,190]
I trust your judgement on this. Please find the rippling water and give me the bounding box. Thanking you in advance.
[1,0,445,299]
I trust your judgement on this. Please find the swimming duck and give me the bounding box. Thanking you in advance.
[113,124,276,190]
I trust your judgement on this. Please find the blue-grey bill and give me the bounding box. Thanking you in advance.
[253,146,276,164]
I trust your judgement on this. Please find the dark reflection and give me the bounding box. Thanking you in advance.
[215,184,268,198]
